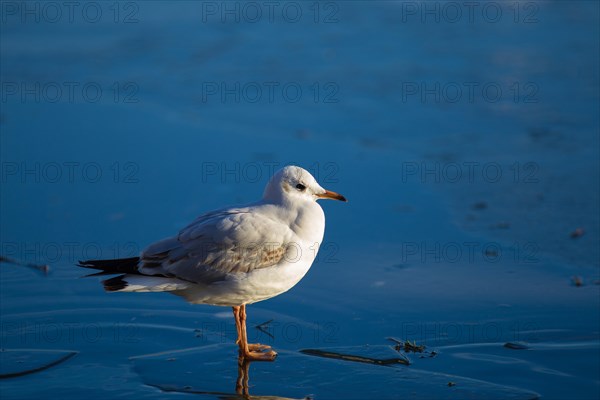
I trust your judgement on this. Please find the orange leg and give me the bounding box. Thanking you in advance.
[231,304,277,361]
[232,306,242,345]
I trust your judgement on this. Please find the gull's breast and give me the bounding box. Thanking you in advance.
[238,203,326,304]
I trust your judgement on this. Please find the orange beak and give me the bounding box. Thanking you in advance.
[317,190,347,202]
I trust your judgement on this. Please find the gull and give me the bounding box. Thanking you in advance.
[78,165,346,361]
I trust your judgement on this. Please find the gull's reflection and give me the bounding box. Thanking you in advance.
[235,356,251,397]
[232,356,300,400]
[146,351,299,400]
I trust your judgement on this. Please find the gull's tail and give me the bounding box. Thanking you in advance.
[77,257,189,293]
[77,256,141,292]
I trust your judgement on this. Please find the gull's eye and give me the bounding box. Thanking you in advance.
[296,183,306,191]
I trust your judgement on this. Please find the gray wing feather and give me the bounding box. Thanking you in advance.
[138,208,293,284]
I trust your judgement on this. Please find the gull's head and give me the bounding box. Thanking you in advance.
[263,165,347,204]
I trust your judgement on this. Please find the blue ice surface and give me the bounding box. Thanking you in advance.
[1,1,598,399]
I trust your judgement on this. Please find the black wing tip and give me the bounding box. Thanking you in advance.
[102,275,128,292]
[76,257,140,273]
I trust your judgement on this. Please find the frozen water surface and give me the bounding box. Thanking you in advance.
[1,2,598,399]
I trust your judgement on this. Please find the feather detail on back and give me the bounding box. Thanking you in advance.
[136,206,295,284]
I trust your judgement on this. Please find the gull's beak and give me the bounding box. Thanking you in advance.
[317,190,348,202]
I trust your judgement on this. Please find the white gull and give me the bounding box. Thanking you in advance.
[79,165,347,360]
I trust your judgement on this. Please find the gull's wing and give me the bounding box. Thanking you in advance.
[137,207,295,284]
